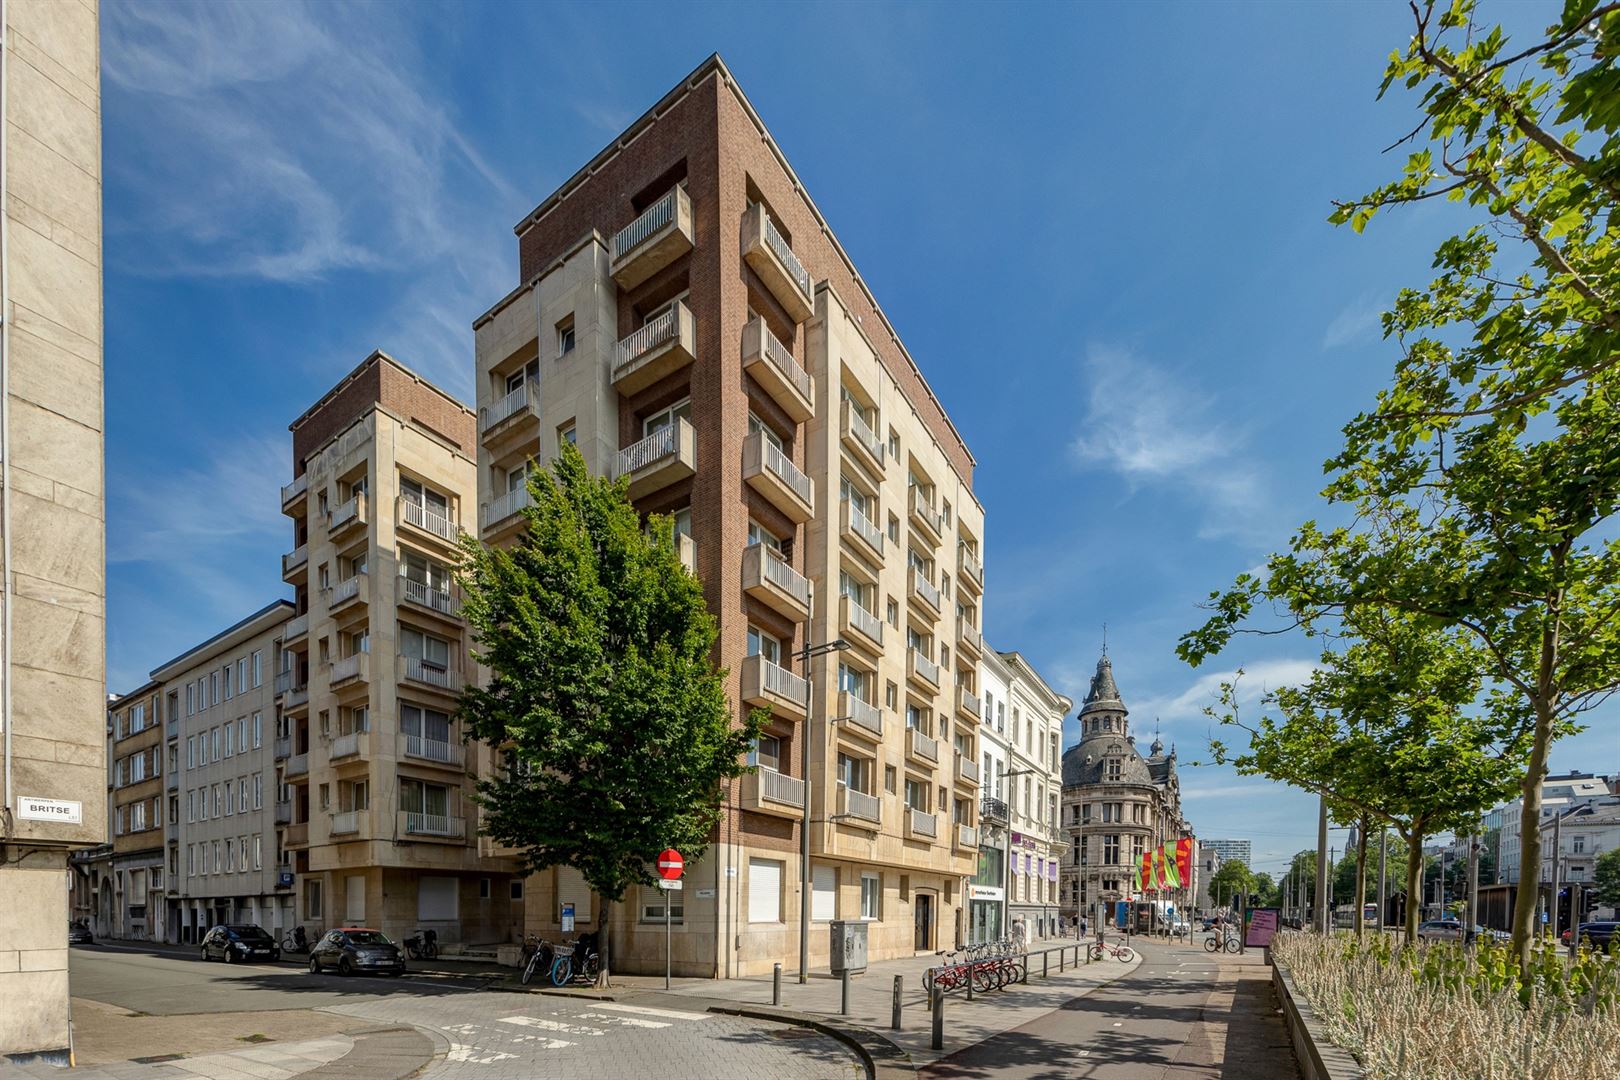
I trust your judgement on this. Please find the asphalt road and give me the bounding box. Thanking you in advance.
[922,941,1299,1080]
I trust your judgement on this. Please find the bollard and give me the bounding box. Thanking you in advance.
[1059,946,1065,972]
[772,962,782,1006]
[1043,951,1049,979]
[891,975,902,1031]
[966,962,974,1001]
[840,967,851,1016]
[930,987,944,1051]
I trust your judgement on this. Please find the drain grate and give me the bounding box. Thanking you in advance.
[130,1055,185,1064]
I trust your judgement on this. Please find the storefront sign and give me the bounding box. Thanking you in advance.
[17,796,81,825]
[968,885,1004,901]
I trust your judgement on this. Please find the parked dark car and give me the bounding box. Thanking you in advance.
[1566,920,1619,954]
[307,928,405,977]
[200,924,281,963]
[67,922,94,946]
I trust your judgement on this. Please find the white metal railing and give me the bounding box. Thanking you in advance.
[330,653,367,684]
[842,693,882,737]
[758,547,810,606]
[286,753,308,777]
[960,547,983,585]
[284,612,309,640]
[910,488,942,537]
[845,502,884,555]
[959,688,982,718]
[482,486,531,529]
[400,497,458,542]
[482,383,531,431]
[843,596,883,645]
[908,807,938,839]
[282,545,307,575]
[758,769,805,808]
[401,577,457,617]
[613,187,678,260]
[761,439,812,506]
[330,732,360,759]
[957,823,978,848]
[912,569,941,610]
[757,657,808,702]
[330,493,365,531]
[910,726,939,762]
[330,811,359,836]
[402,734,464,767]
[911,649,941,688]
[619,421,687,476]
[401,656,461,693]
[958,755,981,783]
[281,474,307,505]
[957,618,981,654]
[843,401,884,465]
[839,783,881,823]
[329,574,364,606]
[762,214,811,298]
[756,321,813,403]
[616,306,679,374]
[402,811,463,838]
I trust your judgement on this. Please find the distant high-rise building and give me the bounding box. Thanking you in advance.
[1202,839,1252,867]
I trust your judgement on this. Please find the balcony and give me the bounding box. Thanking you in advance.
[328,492,368,541]
[330,811,361,837]
[400,578,459,620]
[907,726,939,767]
[840,400,885,476]
[957,686,983,721]
[282,821,308,848]
[905,807,938,842]
[908,569,941,618]
[980,796,1009,827]
[480,383,539,447]
[610,186,693,291]
[742,202,813,323]
[741,768,805,818]
[400,734,465,769]
[283,611,309,644]
[840,500,884,565]
[909,488,943,547]
[742,431,813,523]
[613,302,697,396]
[273,737,291,761]
[328,573,366,614]
[399,497,460,548]
[676,532,697,575]
[481,486,532,535]
[274,801,292,825]
[908,649,941,692]
[959,547,984,594]
[956,823,979,850]
[956,619,983,661]
[742,544,810,622]
[740,654,807,722]
[838,691,882,742]
[741,317,814,423]
[836,783,881,829]
[617,418,697,501]
[285,753,309,778]
[839,594,883,654]
[166,717,178,740]
[282,685,309,715]
[330,732,362,761]
[281,474,307,513]
[398,810,465,842]
[282,544,308,581]
[166,771,177,792]
[329,652,370,690]
[399,656,462,695]
[956,755,981,787]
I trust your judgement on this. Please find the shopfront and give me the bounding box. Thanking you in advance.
[968,845,1006,944]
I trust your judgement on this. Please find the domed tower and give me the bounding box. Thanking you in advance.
[1077,653,1128,740]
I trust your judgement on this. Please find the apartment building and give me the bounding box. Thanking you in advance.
[278,352,520,944]
[1493,772,1612,884]
[1200,839,1252,868]
[157,601,293,942]
[82,685,166,941]
[473,55,986,975]
[0,0,107,1063]
[972,655,1011,943]
[996,651,1069,940]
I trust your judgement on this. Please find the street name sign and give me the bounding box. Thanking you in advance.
[17,796,82,824]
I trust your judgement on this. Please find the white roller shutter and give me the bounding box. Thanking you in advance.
[417,876,458,920]
[557,867,593,922]
[749,858,783,923]
[345,875,366,923]
[812,865,837,922]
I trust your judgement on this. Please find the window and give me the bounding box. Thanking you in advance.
[641,887,684,923]
[885,680,898,710]
[253,713,262,748]
[1104,834,1120,865]
[861,872,881,920]
[747,411,783,451]
[887,514,899,544]
[401,703,451,748]
[210,727,219,762]
[253,835,262,870]
[253,773,263,810]
[213,840,221,874]
[186,683,195,716]
[887,429,900,460]
[305,879,323,920]
[836,752,872,794]
[253,651,262,687]
[642,398,691,437]
[240,779,249,812]
[886,598,899,628]
[224,723,233,758]
[400,476,451,520]
[1107,758,1122,781]
[401,627,450,670]
[812,865,837,921]
[884,765,897,794]
[210,671,219,705]
[559,422,576,450]
[1573,836,1587,854]
[748,858,784,923]
[511,881,524,901]
[904,778,928,813]
[224,781,233,817]
[746,626,781,665]
[748,733,783,772]
[837,662,870,702]
[905,703,929,736]
[238,658,247,693]
[557,318,576,357]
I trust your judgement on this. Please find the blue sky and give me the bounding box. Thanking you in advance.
[101,0,1612,876]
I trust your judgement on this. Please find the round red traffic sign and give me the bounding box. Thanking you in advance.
[657,848,684,880]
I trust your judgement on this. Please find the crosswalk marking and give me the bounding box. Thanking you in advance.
[595,1002,710,1022]
[577,1011,672,1029]
[498,1016,605,1037]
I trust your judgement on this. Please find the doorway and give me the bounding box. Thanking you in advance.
[914,892,933,951]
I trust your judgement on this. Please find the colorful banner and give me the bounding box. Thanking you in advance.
[1176,837,1193,884]
[1138,850,1153,893]
[1161,843,1182,889]
[1150,848,1163,890]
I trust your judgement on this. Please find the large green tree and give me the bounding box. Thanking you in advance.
[457,446,762,984]
[1595,847,1620,908]
[1209,859,1256,909]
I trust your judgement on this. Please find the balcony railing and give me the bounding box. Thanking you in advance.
[760,546,810,608]
[329,653,369,686]
[957,823,979,849]
[275,669,298,694]
[956,618,982,656]
[330,732,361,760]
[909,726,939,762]
[482,486,532,530]
[906,807,938,840]
[957,755,981,784]
[274,737,291,761]
[758,657,807,703]
[763,215,812,300]
[282,544,308,576]
[401,734,465,767]
[620,423,679,476]
[329,573,364,608]
[980,796,1009,826]
[911,569,941,612]
[400,497,458,543]
[401,577,458,617]
[960,547,984,588]
[286,753,308,778]
[742,317,813,422]
[614,187,679,261]
[841,400,885,470]
[843,501,884,558]
[400,811,464,838]
[610,187,694,290]
[909,488,943,543]
[756,768,805,809]
[166,718,179,739]
[761,440,812,509]
[840,692,883,738]
[280,474,307,507]
[400,656,461,693]
[842,595,883,647]
[837,783,881,824]
[284,685,309,711]
[329,492,366,533]
[910,648,941,688]
[274,801,292,825]
[958,687,982,719]
[615,304,687,376]
[284,612,309,641]
[283,821,308,847]
[330,811,360,836]
[482,383,532,432]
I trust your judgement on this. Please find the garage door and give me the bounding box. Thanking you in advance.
[418,876,458,921]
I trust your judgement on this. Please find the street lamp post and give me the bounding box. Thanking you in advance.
[794,609,850,986]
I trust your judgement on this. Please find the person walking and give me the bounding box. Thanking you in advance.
[1079,915,1088,939]
[1011,918,1029,953]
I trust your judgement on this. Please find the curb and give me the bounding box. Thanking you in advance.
[1272,963,1366,1080]
[695,1000,915,1080]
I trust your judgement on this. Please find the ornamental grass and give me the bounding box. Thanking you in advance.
[1270,930,1620,1079]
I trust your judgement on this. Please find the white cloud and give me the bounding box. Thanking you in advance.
[109,433,289,567]
[1130,657,1318,734]
[1322,293,1385,350]
[1068,344,1272,543]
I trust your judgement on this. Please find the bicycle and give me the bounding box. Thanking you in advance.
[520,937,554,987]
[549,932,601,987]
[1203,930,1239,954]
[1091,936,1136,963]
[281,926,313,954]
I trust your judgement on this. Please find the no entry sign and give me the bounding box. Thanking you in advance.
[657,848,684,880]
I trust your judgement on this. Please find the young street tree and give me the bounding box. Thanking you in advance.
[457,446,762,984]
[1596,847,1620,909]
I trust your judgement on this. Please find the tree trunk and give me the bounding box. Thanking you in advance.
[1354,816,1370,940]
[1509,704,1554,974]
[597,898,612,988]
[1403,826,1424,946]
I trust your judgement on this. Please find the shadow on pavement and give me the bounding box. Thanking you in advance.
[712,1026,866,1075]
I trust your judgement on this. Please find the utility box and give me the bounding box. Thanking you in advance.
[829,920,868,975]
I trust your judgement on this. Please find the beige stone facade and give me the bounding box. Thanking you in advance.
[0,0,106,1063]
[278,352,520,945]
[473,56,986,976]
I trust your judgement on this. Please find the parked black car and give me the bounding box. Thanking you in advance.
[1567,920,1619,954]
[67,922,94,946]
[307,928,405,977]
[200,924,281,963]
